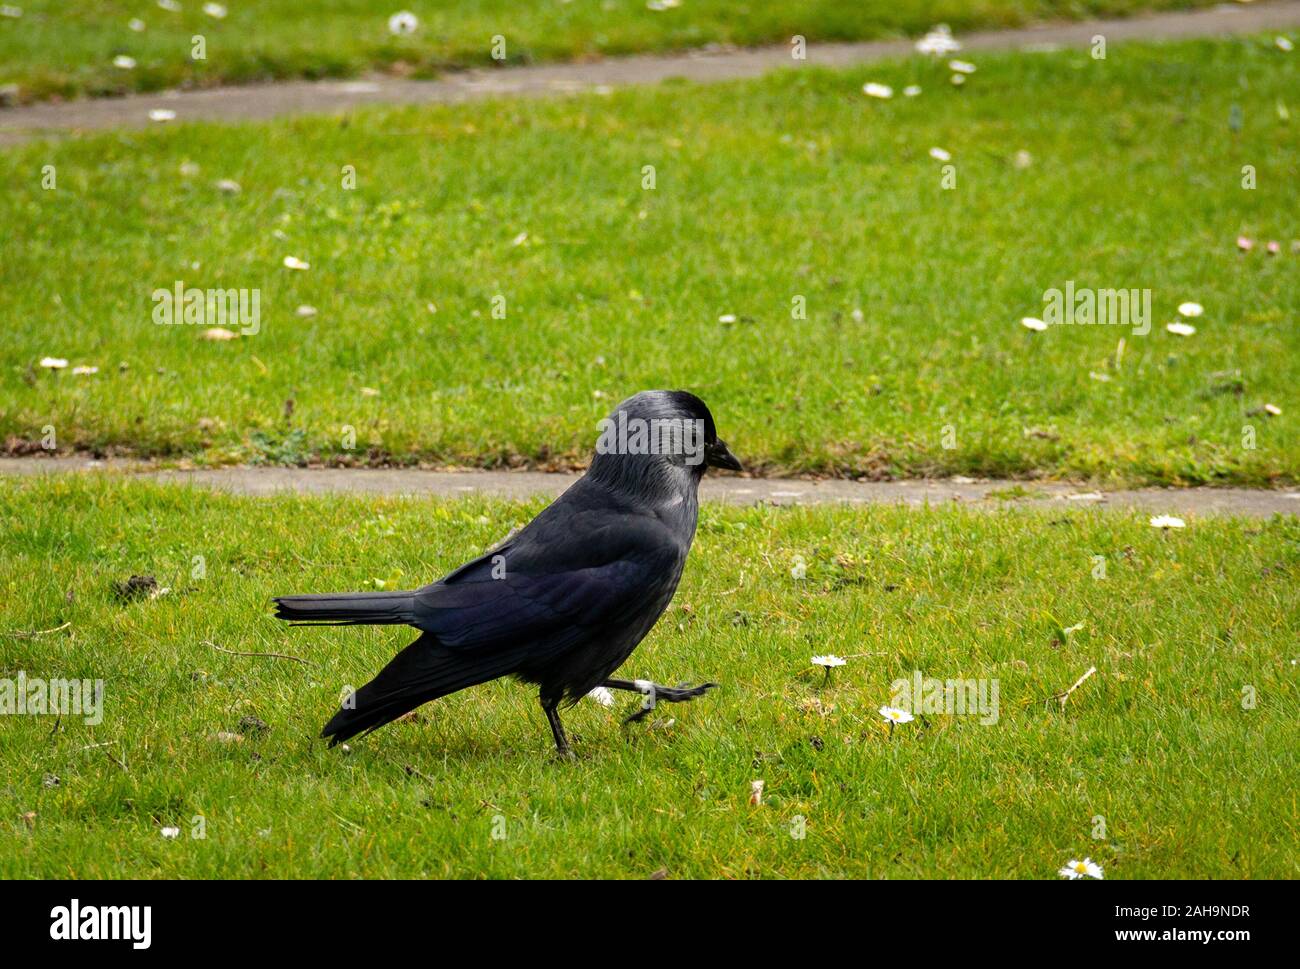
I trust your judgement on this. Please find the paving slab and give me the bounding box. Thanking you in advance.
[5,456,1297,517]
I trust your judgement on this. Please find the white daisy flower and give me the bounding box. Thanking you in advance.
[113,55,137,70]
[282,255,310,270]
[914,24,960,56]
[296,305,318,317]
[647,0,681,10]
[0,6,23,18]
[879,706,914,724]
[1149,515,1186,529]
[215,178,241,193]
[903,85,922,97]
[1089,371,1111,382]
[1166,321,1195,336]
[387,10,418,35]
[71,365,99,376]
[1013,150,1033,169]
[129,18,146,31]
[1021,316,1048,331]
[360,387,380,397]
[157,0,181,11]
[1177,301,1203,317]
[586,686,615,707]
[928,146,951,161]
[203,2,226,17]
[40,357,68,369]
[862,82,894,99]
[148,109,176,122]
[718,313,736,323]
[1263,403,1282,416]
[199,327,238,341]
[1276,36,1294,52]
[812,655,846,669]
[161,826,181,839]
[1059,857,1104,880]
[949,60,976,74]
[950,73,966,86]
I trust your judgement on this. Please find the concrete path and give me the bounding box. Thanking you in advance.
[5,457,1297,517]
[3,2,1299,145]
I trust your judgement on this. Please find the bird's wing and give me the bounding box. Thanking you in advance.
[409,509,683,660]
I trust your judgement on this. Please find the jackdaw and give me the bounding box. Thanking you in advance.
[272,390,742,757]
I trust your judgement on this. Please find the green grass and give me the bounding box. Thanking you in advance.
[2,35,1298,484]
[0,0,1215,104]
[0,475,1297,878]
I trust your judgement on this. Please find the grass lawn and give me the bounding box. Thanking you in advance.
[3,35,1298,484]
[0,1,1216,104]
[0,475,1296,878]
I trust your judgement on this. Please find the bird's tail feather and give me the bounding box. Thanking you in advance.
[320,634,524,746]
[272,591,417,626]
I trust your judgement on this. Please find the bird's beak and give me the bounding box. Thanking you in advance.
[705,438,743,472]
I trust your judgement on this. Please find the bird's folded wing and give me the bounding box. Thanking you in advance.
[410,516,680,657]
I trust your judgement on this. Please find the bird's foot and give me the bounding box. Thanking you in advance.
[621,680,718,725]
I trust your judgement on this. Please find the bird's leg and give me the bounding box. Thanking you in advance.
[602,678,718,724]
[542,699,575,759]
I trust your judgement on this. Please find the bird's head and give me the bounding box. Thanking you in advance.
[588,390,741,493]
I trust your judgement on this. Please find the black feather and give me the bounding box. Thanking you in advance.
[272,591,416,626]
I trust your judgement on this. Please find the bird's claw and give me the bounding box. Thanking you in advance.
[622,681,718,725]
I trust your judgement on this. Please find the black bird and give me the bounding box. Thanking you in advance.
[272,390,742,757]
